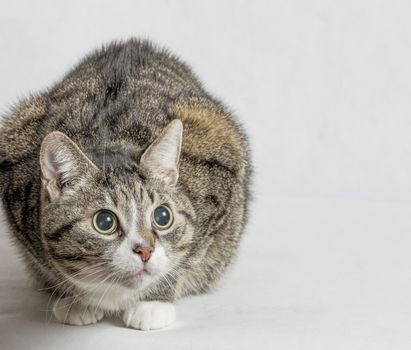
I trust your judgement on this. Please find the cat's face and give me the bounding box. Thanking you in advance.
[39,120,194,297]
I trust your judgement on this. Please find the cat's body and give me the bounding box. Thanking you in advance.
[0,39,251,330]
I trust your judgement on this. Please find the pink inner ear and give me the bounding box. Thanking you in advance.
[41,177,61,202]
[40,132,100,194]
[164,169,177,178]
[162,169,178,185]
[140,120,182,185]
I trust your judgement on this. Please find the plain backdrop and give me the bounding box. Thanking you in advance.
[1,0,410,202]
[1,1,411,349]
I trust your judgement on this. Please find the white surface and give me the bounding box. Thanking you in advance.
[1,196,411,349]
[1,0,411,349]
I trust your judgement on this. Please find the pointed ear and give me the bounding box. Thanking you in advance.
[40,131,98,202]
[140,119,183,186]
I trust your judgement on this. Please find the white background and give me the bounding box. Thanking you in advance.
[1,0,410,202]
[1,1,411,349]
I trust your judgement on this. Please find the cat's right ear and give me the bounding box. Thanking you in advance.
[40,132,98,202]
[140,120,183,186]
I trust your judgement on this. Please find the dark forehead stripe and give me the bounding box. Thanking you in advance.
[136,169,147,183]
[47,218,82,241]
[91,148,137,170]
[100,176,118,206]
[139,184,154,203]
[109,188,118,207]
[119,186,131,201]
[147,189,155,203]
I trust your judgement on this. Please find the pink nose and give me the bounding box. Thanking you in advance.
[133,246,154,262]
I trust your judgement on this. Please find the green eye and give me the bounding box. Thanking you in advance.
[92,210,118,235]
[152,205,173,230]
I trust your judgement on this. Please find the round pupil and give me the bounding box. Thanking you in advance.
[96,211,114,232]
[154,206,171,227]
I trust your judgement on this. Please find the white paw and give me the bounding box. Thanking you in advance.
[123,301,176,330]
[53,297,104,326]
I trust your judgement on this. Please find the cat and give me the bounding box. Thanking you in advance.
[0,39,251,330]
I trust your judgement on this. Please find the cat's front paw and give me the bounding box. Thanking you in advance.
[53,298,104,326]
[123,301,175,330]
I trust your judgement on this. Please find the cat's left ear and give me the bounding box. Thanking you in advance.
[140,119,183,186]
[40,131,99,201]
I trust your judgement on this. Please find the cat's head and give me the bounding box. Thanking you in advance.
[39,120,194,298]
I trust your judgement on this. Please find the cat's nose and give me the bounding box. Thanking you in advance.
[132,245,154,262]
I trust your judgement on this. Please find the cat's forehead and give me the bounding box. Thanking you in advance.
[96,171,167,218]
[90,144,141,169]
[100,173,147,204]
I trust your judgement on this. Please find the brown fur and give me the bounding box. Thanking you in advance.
[0,39,251,309]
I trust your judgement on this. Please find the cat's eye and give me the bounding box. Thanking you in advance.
[92,210,118,235]
[152,205,173,230]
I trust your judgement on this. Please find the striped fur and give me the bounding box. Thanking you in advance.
[0,39,251,319]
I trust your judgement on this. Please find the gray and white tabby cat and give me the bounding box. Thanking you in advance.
[0,39,251,330]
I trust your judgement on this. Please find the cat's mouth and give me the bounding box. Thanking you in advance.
[126,268,151,279]
[138,268,150,276]
[119,268,154,289]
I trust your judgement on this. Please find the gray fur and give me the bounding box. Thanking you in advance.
[0,39,251,317]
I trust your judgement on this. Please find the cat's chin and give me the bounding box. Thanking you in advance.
[70,266,160,297]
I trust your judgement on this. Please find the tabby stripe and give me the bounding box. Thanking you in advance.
[47,218,81,241]
[181,153,236,176]
[147,189,155,203]
[213,209,227,224]
[48,252,87,261]
[178,210,194,223]
[136,170,147,183]
[21,182,33,232]
[4,185,24,233]
[0,152,37,172]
